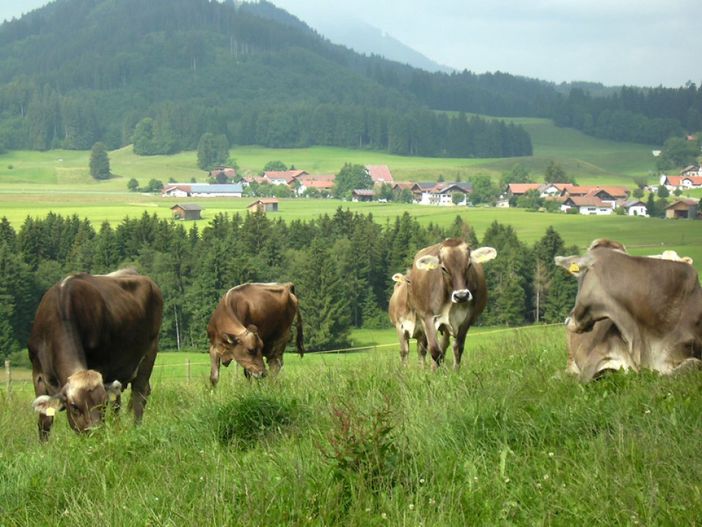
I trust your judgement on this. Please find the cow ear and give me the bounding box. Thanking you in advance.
[32,394,65,416]
[392,273,410,283]
[471,247,497,264]
[554,254,592,276]
[105,380,122,400]
[247,324,259,335]
[415,255,440,270]
[223,333,238,345]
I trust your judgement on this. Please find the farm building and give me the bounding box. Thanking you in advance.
[170,203,203,220]
[247,198,279,213]
[162,183,243,198]
[619,200,648,216]
[352,189,375,202]
[660,174,702,191]
[560,195,613,215]
[365,165,394,185]
[427,182,473,206]
[665,199,700,219]
[263,170,308,186]
[296,174,335,196]
[208,166,237,182]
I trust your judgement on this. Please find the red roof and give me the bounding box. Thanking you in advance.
[565,195,613,208]
[666,175,702,186]
[365,165,394,184]
[264,170,307,184]
[566,186,628,198]
[302,180,334,189]
[507,183,541,195]
[297,173,335,183]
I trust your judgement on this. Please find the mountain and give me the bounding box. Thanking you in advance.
[300,18,452,74]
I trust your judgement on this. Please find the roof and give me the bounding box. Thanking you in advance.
[365,165,394,183]
[566,186,629,198]
[564,195,613,208]
[623,200,646,208]
[264,170,307,184]
[666,175,702,186]
[433,182,473,194]
[302,180,334,189]
[166,183,243,194]
[412,182,438,191]
[297,173,335,183]
[247,198,280,207]
[170,203,203,211]
[507,183,541,194]
[392,182,414,190]
[352,189,375,196]
[665,199,699,209]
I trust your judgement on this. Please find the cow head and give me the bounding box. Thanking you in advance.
[32,370,122,433]
[216,325,266,377]
[415,240,496,304]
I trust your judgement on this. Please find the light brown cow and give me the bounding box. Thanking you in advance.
[207,282,303,383]
[29,269,163,440]
[408,239,496,370]
[556,239,702,381]
[388,272,431,365]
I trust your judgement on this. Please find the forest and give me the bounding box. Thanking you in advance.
[0,210,578,363]
[0,0,698,158]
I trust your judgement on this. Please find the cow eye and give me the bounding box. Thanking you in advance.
[441,266,449,274]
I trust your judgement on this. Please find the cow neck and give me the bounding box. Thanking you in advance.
[55,318,90,383]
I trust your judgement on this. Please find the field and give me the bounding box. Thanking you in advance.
[2,325,702,525]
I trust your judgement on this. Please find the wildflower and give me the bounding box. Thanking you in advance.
[419,478,425,484]
[543,474,549,481]
[381,512,387,520]
[548,452,554,457]
[504,477,510,483]
[409,504,415,511]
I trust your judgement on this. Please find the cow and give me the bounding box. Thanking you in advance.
[555,239,702,381]
[388,272,431,365]
[207,282,304,384]
[408,239,497,370]
[28,269,163,440]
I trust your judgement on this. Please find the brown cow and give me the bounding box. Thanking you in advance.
[207,282,304,383]
[408,239,497,370]
[29,269,163,440]
[556,239,702,381]
[388,272,431,365]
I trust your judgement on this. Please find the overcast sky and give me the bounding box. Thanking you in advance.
[1,0,700,87]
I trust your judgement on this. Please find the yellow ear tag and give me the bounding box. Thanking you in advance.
[568,263,580,274]
[45,407,56,417]
[424,262,439,270]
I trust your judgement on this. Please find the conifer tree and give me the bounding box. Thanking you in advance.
[89,142,111,180]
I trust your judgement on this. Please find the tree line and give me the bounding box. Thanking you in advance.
[0,210,578,364]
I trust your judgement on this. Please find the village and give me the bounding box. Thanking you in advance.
[162,163,702,221]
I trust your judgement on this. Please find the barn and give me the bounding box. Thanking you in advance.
[171,203,203,220]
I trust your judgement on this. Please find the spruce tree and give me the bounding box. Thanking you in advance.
[89,142,111,180]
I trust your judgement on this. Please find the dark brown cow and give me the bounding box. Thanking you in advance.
[388,272,430,365]
[207,282,304,383]
[29,269,163,440]
[556,239,702,381]
[408,239,496,370]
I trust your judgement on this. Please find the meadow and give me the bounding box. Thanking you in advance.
[2,325,702,525]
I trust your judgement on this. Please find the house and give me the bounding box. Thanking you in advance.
[296,174,335,196]
[352,189,375,202]
[506,183,541,199]
[170,203,203,221]
[208,166,237,182]
[411,182,439,204]
[428,182,473,206]
[263,170,307,186]
[560,195,614,215]
[619,200,648,217]
[665,199,700,219]
[162,183,243,198]
[680,165,701,178]
[660,174,702,191]
[247,198,279,213]
[365,165,394,186]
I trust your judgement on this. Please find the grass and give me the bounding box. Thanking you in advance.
[2,325,702,525]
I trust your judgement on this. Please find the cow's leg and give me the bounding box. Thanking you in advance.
[397,327,410,365]
[423,316,444,370]
[129,341,158,425]
[209,346,221,387]
[417,335,428,366]
[452,327,468,371]
[267,348,284,377]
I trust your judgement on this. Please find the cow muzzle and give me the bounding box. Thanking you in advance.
[451,289,473,303]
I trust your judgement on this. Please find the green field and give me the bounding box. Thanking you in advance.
[3,325,702,525]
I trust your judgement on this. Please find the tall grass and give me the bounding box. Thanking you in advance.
[2,326,701,525]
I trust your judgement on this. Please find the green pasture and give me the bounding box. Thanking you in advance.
[3,325,702,525]
[0,117,665,192]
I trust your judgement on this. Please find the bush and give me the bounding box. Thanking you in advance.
[214,393,300,448]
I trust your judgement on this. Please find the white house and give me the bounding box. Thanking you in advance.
[621,200,648,217]
[560,195,614,215]
[428,182,473,206]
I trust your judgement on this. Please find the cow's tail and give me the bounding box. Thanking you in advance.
[291,284,305,357]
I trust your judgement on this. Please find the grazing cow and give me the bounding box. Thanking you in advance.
[207,282,304,384]
[555,239,702,381]
[29,269,163,440]
[388,272,430,365]
[408,239,497,369]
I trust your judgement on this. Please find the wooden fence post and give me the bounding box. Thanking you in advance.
[5,360,10,392]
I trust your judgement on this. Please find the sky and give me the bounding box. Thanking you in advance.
[1,0,700,87]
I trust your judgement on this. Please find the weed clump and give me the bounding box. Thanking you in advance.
[215,394,299,448]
